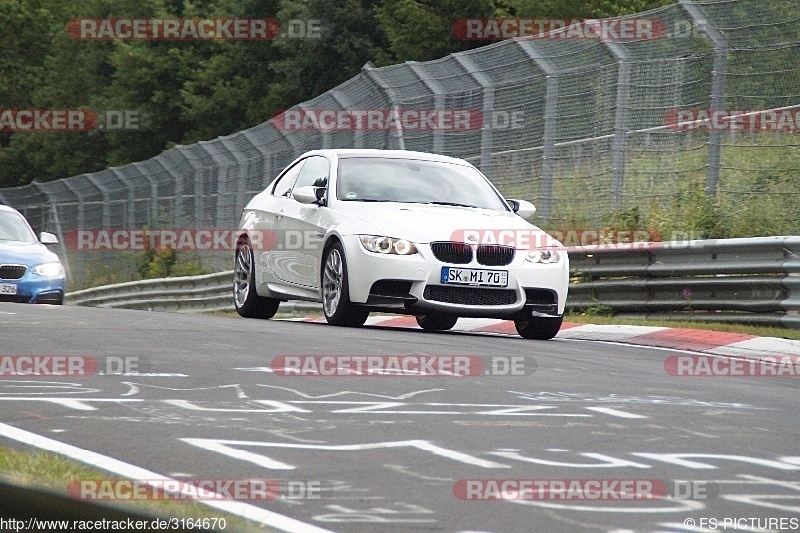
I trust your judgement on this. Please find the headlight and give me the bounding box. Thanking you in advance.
[525,249,562,264]
[359,235,418,255]
[33,262,64,277]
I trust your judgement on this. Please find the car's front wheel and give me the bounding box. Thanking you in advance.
[415,313,458,331]
[233,238,280,319]
[322,242,369,327]
[514,315,563,340]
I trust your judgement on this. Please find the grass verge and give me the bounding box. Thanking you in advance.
[0,445,274,532]
[565,312,800,341]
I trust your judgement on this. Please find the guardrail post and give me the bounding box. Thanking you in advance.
[780,237,800,330]
[680,1,728,195]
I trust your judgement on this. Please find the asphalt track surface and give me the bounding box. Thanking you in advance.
[1,302,798,532]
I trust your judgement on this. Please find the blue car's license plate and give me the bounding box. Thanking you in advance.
[0,283,18,295]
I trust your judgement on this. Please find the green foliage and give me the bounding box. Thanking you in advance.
[0,0,689,187]
[375,0,495,62]
[572,302,616,317]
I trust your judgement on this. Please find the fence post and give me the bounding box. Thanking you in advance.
[516,40,559,221]
[406,62,446,154]
[680,1,729,194]
[31,181,71,283]
[361,63,406,150]
[604,41,632,209]
[329,88,364,149]
[451,55,495,179]
[62,179,86,287]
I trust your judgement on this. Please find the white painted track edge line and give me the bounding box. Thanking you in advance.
[0,422,334,533]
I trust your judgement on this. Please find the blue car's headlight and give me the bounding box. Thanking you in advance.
[359,235,418,255]
[33,262,64,277]
[525,249,562,264]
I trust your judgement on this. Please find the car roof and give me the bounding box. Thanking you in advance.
[0,204,22,214]
[302,149,473,166]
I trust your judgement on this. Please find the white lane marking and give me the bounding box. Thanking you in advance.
[182,438,510,470]
[256,384,445,400]
[632,453,800,471]
[121,382,248,398]
[164,399,311,413]
[101,373,188,377]
[513,499,705,513]
[384,464,452,482]
[489,451,651,469]
[0,421,333,533]
[0,398,143,411]
[584,407,648,419]
[0,381,101,395]
[235,366,274,373]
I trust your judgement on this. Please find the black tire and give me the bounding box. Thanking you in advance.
[415,313,458,331]
[233,238,280,319]
[322,242,369,327]
[514,315,563,340]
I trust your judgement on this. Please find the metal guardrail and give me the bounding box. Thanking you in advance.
[67,237,800,329]
[568,236,800,330]
[66,271,321,313]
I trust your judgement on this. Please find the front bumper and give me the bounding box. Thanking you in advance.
[0,272,66,304]
[342,235,568,319]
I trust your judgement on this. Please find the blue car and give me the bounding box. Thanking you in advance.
[0,205,66,304]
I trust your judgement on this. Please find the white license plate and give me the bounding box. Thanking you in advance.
[441,267,508,287]
[0,283,17,295]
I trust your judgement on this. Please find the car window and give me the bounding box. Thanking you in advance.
[336,157,509,211]
[292,156,329,192]
[0,210,37,243]
[272,160,305,197]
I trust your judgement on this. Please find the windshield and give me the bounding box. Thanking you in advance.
[0,210,37,243]
[336,157,509,211]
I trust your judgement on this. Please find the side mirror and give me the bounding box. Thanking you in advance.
[292,186,323,205]
[40,232,59,245]
[507,199,536,219]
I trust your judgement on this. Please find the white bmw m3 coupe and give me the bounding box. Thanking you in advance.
[233,149,568,339]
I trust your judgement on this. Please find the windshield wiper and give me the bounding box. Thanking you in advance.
[424,201,479,208]
[342,198,384,202]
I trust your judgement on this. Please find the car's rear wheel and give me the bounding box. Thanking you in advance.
[415,313,458,331]
[322,242,369,327]
[233,238,280,319]
[514,315,563,340]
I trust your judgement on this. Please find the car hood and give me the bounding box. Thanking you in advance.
[0,240,60,265]
[337,202,561,248]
